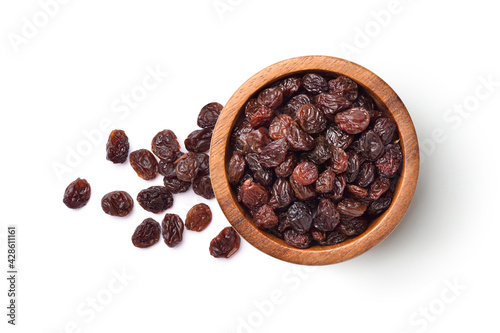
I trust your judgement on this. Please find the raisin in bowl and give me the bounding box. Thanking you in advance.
[210,56,419,265]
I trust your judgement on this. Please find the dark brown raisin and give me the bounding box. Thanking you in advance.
[192,175,215,199]
[306,136,331,165]
[268,177,295,209]
[325,124,353,149]
[368,177,391,200]
[162,213,184,247]
[240,179,269,210]
[328,147,349,174]
[367,195,392,216]
[278,77,301,98]
[243,127,271,154]
[338,217,368,236]
[63,178,91,209]
[132,218,161,248]
[231,121,253,152]
[318,230,347,246]
[185,128,213,153]
[185,203,212,231]
[346,184,368,199]
[283,94,311,118]
[287,202,313,233]
[346,151,360,183]
[209,226,241,258]
[314,93,352,119]
[286,123,315,151]
[353,92,377,110]
[337,198,367,218]
[275,152,297,178]
[175,152,199,182]
[356,162,376,188]
[106,130,129,163]
[151,130,180,162]
[101,191,134,217]
[163,176,191,194]
[197,102,223,129]
[195,152,210,176]
[330,172,347,201]
[228,151,246,185]
[358,130,384,161]
[311,228,326,242]
[313,198,340,232]
[158,152,183,178]
[293,161,318,186]
[376,143,403,177]
[334,107,370,134]
[302,73,328,94]
[137,186,173,213]
[329,76,358,101]
[289,174,316,200]
[373,117,397,145]
[296,103,327,134]
[245,153,273,187]
[257,86,284,108]
[315,170,336,194]
[284,229,312,249]
[249,106,275,129]
[269,114,295,140]
[130,149,159,180]
[259,138,289,168]
[253,204,279,230]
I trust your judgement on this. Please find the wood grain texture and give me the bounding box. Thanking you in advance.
[210,55,419,265]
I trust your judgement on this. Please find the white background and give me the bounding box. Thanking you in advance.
[1,0,499,332]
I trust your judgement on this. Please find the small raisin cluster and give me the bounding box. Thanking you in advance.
[228,73,402,249]
[62,102,240,259]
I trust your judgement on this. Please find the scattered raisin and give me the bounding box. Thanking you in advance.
[63,178,91,209]
[132,218,161,248]
[130,149,159,180]
[209,227,241,258]
[137,186,173,213]
[185,128,212,153]
[185,203,212,231]
[192,175,215,199]
[175,152,199,182]
[197,102,223,129]
[162,213,184,247]
[151,130,180,162]
[106,130,129,163]
[101,191,134,217]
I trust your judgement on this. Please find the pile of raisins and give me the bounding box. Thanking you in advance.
[63,102,240,258]
[228,73,402,249]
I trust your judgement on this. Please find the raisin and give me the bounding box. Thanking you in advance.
[245,153,273,187]
[249,106,275,129]
[328,147,349,174]
[151,130,180,162]
[368,177,391,200]
[283,94,311,118]
[373,117,397,145]
[358,130,384,161]
[192,175,215,199]
[228,151,246,185]
[314,93,352,119]
[175,152,199,182]
[137,186,173,213]
[268,177,295,209]
[162,213,184,247]
[63,178,91,209]
[275,152,297,178]
[318,230,347,246]
[210,226,241,258]
[195,152,210,176]
[334,107,370,134]
[346,184,368,199]
[329,76,358,101]
[293,161,318,186]
[132,218,161,248]
[158,152,183,178]
[245,98,261,119]
[286,123,315,151]
[313,198,340,232]
[376,143,403,177]
[185,203,212,231]
[353,92,377,110]
[197,102,223,129]
[367,195,392,216]
[306,136,331,165]
[338,217,368,237]
[257,86,284,108]
[231,121,253,151]
[243,127,271,154]
[289,174,316,200]
[356,162,376,188]
[311,228,326,242]
[130,149,159,180]
[101,191,134,217]
[278,77,301,98]
[302,73,328,94]
[163,176,191,194]
[284,229,312,249]
[346,151,360,183]
[185,128,213,153]
[325,124,353,149]
[287,202,313,233]
[106,130,129,163]
[315,169,336,193]
[337,198,367,218]
[269,114,295,140]
[330,172,347,201]
[296,103,327,134]
[253,204,279,229]
[240,179,269,210]
[259,138,289,168]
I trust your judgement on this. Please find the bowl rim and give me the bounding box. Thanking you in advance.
[210,55,419,265]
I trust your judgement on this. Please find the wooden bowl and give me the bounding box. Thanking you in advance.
[210,55,419,265]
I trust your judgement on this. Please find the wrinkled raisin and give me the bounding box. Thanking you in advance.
[192,175,215,199]
[315,169,336,193]
[228,151,246,185]
[197,102,223,129]
[334,107,370,134]
[338,217,368,236]
[137,186,173,213]
[185,128,213,153]
[253,204,279,230]
[269,114,295,140]
[376,144,403,177]
[249,106,275,129]
[337,198,367,218]
[287,202,313,233]
[293,161,318,186]
[151,130,180,162]
[162,213,184,247]
[163,176,191,194]
[240,179,269,210]
[63,178,91,209]
[286,123,315,151]
[284,229,312,249]
[257,86,284,108]
[175,152,199,182]
[209,227,240,258]
[283,94,310,117]
[313,198,340,232]
[268,177,294,209]
[130,149,159,180]
[329,76,358,101]
[106,130,129,163]
[314,93,352,119]
[296,103,327,134]
[373,117,397,145]
[101,191,134,217]
[259,138,289,168]
[302,73,328,94]
[275,152,297,178]
[132,218,161,248]
[185,203,212,231]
